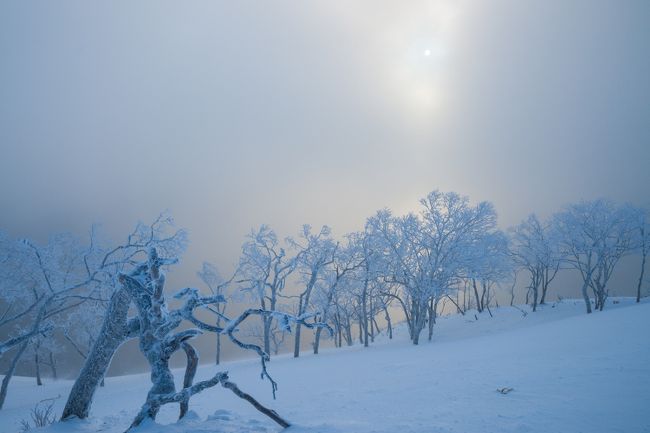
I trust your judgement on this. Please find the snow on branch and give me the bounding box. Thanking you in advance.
[222,307,333,398]
[121,248,330,430]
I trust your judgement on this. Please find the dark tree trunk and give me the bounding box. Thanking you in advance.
[372,316,380,341]
[293,295,305,358]
[335,313,343,348]
[313,327,322,354]
[216,333,221,365]
[637,249,647,303]
[480,282,487,312]
[369,301,375,344]
[581,278,592,314]
[472,279,482,313]
[263,315,272,358]
[48,352,57,380]
[358,317,364,345]
[362,279,369,348]
[0,341,29,409]
[35,352,43,386]
[427,298,435,341]
[345,320,353,346]
[540,277,548,305]
[384,306,393,339]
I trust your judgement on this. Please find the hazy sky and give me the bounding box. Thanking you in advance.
[1,0,649,287]
[1,0,649,375]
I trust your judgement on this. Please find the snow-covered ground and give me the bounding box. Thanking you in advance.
[2,298,649,433]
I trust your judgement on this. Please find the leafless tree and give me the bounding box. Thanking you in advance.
[118,248,330,430]
[237,225,297,357]
[552,200,634,313]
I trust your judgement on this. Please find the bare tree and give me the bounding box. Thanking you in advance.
[62,213,187,420]
[0,230,110,408]
[243,319,288,356]
[552,200,634,313]
[367,191,499,344]
[118,248,330,430]
[630,206,650,303]
[237,225,297,357]
[197,262,234,364]
[510,214,562,312]
[311,237,364,354]
[465,231,512,317]
[288,225,336,357]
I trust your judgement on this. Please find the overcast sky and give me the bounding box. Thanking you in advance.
[1,0,649,288]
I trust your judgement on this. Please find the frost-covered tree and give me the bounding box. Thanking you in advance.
[366,209,430,344]
[197,261,234,365]
[0,231,104,408]
[464,230,512,316]
[349,229,381,347]
[243,319,288,356]
[510,214,562,311]
[368,191,498,344]
[23,332,62,385]
[288,225,336,357]
[62,213,187,420]
[237,225,297,357]
[552,200,635,313]
[287,224,338,358]
[119,248,330,430]
[329,283,358,347]
[311,237,365,354]
[630,206,650,303]
[0,235,49,372]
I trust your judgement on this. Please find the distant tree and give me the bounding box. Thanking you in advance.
[311,237,364,354]
[0,231,103,408]
[506,269,519,307]
[552,200,634,313]
[243,319,288,356]
[287,225,336,357]
[630,206,650,303]
[197,261,234,365]
[465,230,512,316]
[368,191,499,344]
[510,214,562,312]
[23,332,62,385]
[345,229,383,348]
[237,225,297,357]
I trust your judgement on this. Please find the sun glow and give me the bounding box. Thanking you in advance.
[389,2,460,117]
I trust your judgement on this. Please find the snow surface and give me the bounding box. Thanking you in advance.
[2,298,649,433]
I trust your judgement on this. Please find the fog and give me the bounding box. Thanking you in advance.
[1,1,649,375]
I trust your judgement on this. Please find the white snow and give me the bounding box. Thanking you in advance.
[2,298,648,433]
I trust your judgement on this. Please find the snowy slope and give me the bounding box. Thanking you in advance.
[1,298,649,433]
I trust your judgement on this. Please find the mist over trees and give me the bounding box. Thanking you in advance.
[0,191,648,430]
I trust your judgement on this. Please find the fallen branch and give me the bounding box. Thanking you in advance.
[221,378,290,428]
[129,371,228,430]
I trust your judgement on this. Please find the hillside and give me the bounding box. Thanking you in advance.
[1,298,648,433]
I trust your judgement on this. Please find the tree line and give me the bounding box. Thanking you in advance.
[0,191,648,428]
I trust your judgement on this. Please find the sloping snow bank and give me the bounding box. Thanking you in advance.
[1,298,648,433]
